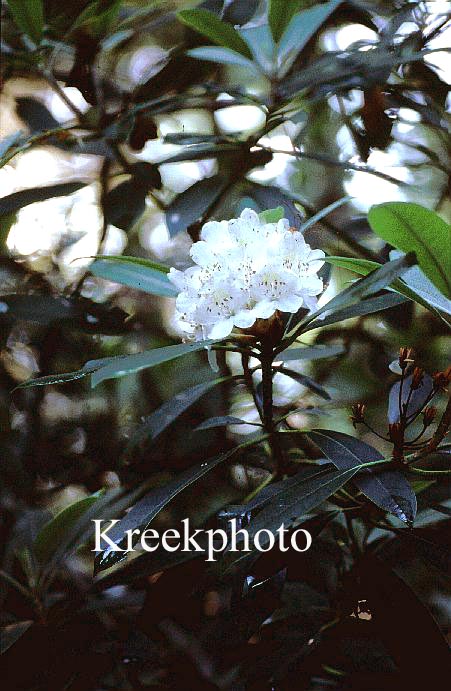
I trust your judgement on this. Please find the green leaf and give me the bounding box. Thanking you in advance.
[89,340,217,388]
[0,621,33,654]
[279,344,345,361]
[89,257,177,298]
[259,206,285,223]
[70,0,121,39]
[284,253,415,343]
[303,293,407,332]
[95,439,265,573]
[325,255,451,320]
[186,46,258,71]
[194,415,251,431]
[178,9,252,58]
[0,182,86,217]
[7,0,44,44]
[17,342,217,390]
[228,466,358,552]
[276,367,331,400]
[277,0,343,77]
[300,196,351,233]
[238,24,276,74]
[368,202,451,299]
[123,375,236,456]
[166,174,229,237]
[306,430,416,524]
[0,295,128,334]
[34,492,103,564]
[268,0,301,42]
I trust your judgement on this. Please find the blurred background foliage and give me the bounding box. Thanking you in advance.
[0,1,450,689]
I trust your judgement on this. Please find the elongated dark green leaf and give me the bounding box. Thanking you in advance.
[90,340,216,388]
[166,174,229,237]
[103,180,147,231]
[159,143,238,165]
[34,492,103,564]
[306,429,416,524]
[7,0,44,44]
[286,294,407,339]
[163,133,226,146]
[17,342,216,390]
[0,620,33,654]
[320,253,415,316]
[368,202,451,299]
[178,9,252,58]
[277,367,331,400]
[0,294,128,332]
[187,46,258,70]
[284,253,415,342]
[15,363,103,390]
[268,0,301,42]
[277,0,343,77]
[388,373,433,424]
[325,255,451,319]
[0,182,86,216]
[300,196,351,233]
[89,257,177,297]
[38,485,150,585]
[230,466,358,550]
[279,344,345,362]
[124,375,236,456]
[95,440,265,573]
[195,415,251,431]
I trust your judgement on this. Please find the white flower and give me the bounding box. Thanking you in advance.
[168,208,325,340]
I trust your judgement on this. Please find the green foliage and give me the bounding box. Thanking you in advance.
[178,8,252,58]
[89,256,177,298]
[34,491,104,563]
[7,0,44,44]
[1,1,450,686]
[325,256,451,320]
[268,0,301,42]
[368,202,451,299]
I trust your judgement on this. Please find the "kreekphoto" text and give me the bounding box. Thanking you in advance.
[93,519,313,563]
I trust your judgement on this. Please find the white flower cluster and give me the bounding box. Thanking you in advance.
[168,208,325,340]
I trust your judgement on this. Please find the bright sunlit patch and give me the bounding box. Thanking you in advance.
[250,133,294,182]
[334,23,378,51]
[46,87,90,122]
[7,200,67,255]
[137,109,216,192]
[344,148,410,212]
[214,104,266,136]
[425,23,451,85]
[323,23,378,52]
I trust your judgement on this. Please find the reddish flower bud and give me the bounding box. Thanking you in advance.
[433,366,451,391]
[411,367,424,390]
[423,406,437,427]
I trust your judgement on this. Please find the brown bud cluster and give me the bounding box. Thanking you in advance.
[351,403,366,428]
